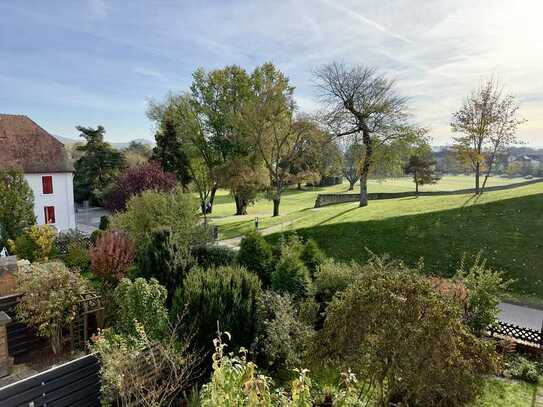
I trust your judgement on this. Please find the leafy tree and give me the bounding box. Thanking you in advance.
[135,227,193,307]
[314,62,420,207]
[73,126,123,204]
[16,262,94,354]
[122,140,152,168]
[404,152,440,195]
[238,232,274,287]
[103,161,177,211]
[172,266,262,352]
[148,93,220,214]
[322,257,498,406]
[190,65,262,216]
[151,115,192,189]
[451,78,525,193]
[0,168,35,247]
[113,277,169,340]
[245,64,317,216]
[90,230,135,287]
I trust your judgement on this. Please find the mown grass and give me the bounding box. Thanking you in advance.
[474,378,538,407]
[211,176,543,300]
[210,175,528,239]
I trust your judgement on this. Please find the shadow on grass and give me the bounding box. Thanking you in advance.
[267,193,543,300]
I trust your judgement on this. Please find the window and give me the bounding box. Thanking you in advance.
[42,176,53,194]
[44,206,56,224]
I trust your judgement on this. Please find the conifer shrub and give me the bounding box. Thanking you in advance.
[172,266,261,352]
[271,255,313,298]
[238,232,273,286]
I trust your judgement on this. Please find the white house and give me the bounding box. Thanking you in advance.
[0,114,76,231]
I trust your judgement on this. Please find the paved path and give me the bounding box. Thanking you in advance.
[75,206,111,234]
[498,302,543,331]
[219,218,301,249]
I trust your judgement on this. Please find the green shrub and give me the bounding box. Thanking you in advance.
[322,256,498,406]
[271,255,312,298]
[238,232,273,286]
[505,355,540,383]
[9,233,38,262]
[257,291,316,368]
[192,244,237,269]
[113,278,169,340]
[99,215,110,231]
[136,227,193,307]
[300,239,325,276]
[16,262,94,354]
[314,260,362,303]
[455,253,511,335]
[110,188,202,249]
[172,266,261,352]
[64,242,91,273]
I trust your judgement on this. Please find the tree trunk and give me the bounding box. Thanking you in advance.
[359,130,372,207]
[234,195,247,215]
[208,185,217,214]
[297,182,302,190]
[415,180,419,196]
[481,148,497,194]
[273,198,281,217]
[474,162,481,194]
[348,180,355,191]
[359,173,368,207]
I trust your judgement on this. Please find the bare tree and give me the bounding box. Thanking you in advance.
[451,78,524,194]
[314,62,415,207]
[481,91,525,192]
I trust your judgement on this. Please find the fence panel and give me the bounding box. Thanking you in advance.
[0,353,101,407]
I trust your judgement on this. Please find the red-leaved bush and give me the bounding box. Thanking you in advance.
[103,162,177,211]
[90,230,135,285]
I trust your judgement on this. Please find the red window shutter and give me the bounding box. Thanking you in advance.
[42,176,53,194]
[44,206,56,224]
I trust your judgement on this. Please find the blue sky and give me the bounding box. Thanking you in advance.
[1,0,543,145]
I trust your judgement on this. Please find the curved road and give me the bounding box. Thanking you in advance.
[498,302,543,331]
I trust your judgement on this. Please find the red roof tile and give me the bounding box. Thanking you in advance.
[0,114,73,173]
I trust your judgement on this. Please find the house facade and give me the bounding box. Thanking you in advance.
[0,114,76,231]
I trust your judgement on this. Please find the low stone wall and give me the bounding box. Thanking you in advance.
[314,178,543,208]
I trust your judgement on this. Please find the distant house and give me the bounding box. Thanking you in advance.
[0,114,76,231]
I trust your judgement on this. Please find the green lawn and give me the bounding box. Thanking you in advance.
[474,378,539,407]
[211,176,543,301]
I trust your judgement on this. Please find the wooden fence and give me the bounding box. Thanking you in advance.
[0,354,101,406]
[489,321,542,348]
[0,294,43,360]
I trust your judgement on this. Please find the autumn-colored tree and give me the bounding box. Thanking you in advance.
[451,78,525,193]
[90,230,135,286]
[103,161,177,212]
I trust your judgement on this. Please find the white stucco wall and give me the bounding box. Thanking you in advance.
[24,172,76,231]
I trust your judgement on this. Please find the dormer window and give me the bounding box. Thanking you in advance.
[42,175,53,194]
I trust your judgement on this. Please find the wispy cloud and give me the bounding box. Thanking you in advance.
[88,0,108,19]
[133,67,162,79]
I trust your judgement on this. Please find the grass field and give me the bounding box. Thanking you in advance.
[474,378,539,407]
[210,176,543,301]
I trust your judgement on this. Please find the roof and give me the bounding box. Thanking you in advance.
[0,114,73,173]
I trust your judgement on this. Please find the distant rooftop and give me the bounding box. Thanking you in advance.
[0,114,73,173]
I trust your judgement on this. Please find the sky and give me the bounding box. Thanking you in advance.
[1,0,543,146]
